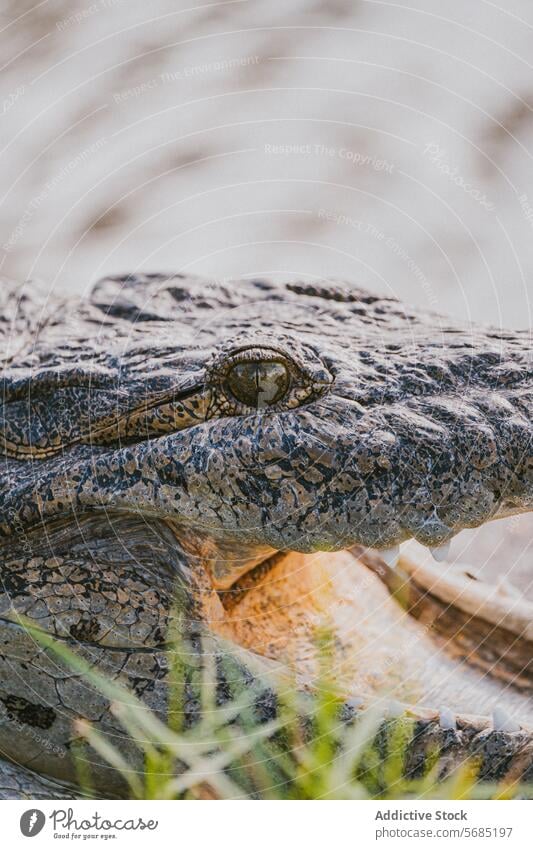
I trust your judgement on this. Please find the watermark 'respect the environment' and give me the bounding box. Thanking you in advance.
[1,138,107,254]
[113,57,261,102]
[317,207,437,307]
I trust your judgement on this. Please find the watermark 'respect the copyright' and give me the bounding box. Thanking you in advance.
[264,143,394,172]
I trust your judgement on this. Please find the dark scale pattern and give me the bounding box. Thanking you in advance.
[0,273,531,797]
[1,695,56,729]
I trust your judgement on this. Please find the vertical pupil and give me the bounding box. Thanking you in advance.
[227,361,289,407]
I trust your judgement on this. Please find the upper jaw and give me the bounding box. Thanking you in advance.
[3,339,530,554]
[59,391,532,556]
[302,380,533,548]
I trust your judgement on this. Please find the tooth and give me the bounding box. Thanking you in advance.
[430,542,451,562]
[439,706,456,730]
[492,707,520,733]
[380,545,400,569]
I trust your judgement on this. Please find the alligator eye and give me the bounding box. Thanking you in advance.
[226,360,289,408]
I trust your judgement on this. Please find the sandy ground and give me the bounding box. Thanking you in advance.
[0,2,531,604]
[1,0,533,330]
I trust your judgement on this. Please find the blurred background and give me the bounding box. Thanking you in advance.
[1,0,532,587]
[1,0,533,331]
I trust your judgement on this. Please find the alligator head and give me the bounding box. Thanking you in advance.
[2,274,531,554]
[0,273,531,795]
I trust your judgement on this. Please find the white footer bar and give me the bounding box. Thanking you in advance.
[2,799,530,848]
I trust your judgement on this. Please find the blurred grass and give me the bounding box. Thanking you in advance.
[21,616,530,801]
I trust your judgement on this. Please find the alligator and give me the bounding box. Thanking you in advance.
[0,272,531,799]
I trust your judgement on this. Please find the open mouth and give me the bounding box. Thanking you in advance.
[209,512,533,735]
[393,518,532,726]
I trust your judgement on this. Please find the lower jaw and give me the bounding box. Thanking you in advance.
[208,515,533,730]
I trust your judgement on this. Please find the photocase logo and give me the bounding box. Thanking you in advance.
[20,809,46,837]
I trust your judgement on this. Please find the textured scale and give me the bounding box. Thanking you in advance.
[0,273,531,797]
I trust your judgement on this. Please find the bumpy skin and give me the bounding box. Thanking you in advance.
[0,273,531,798]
